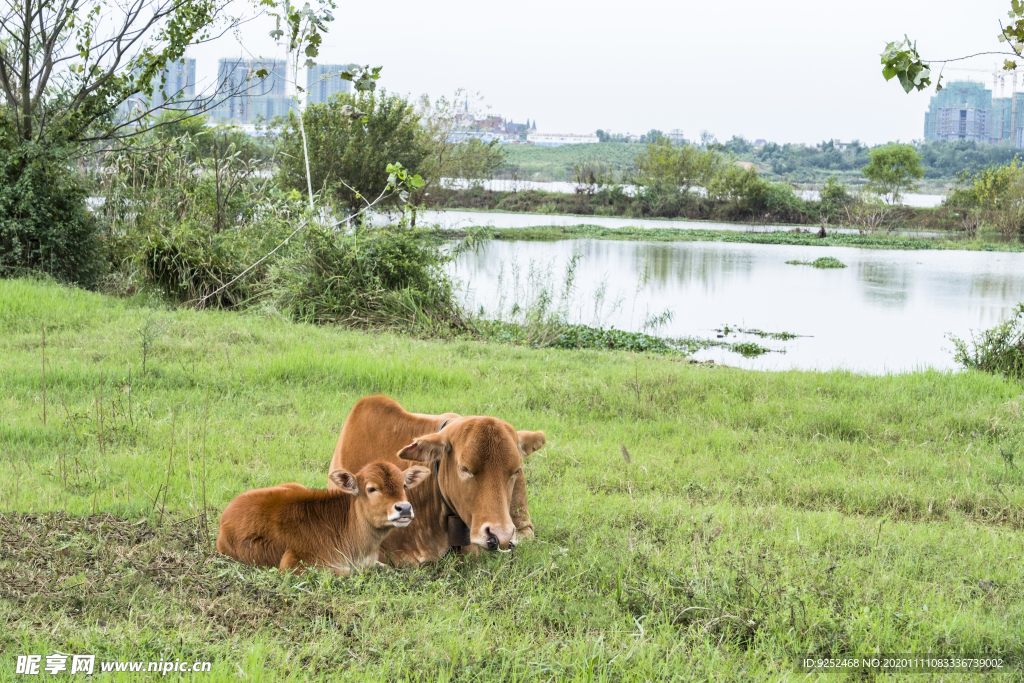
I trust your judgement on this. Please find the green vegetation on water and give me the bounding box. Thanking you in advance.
[460,223,1024,252]
[786,257,848,269]
[2,278,1022,680]
[716,325,801,341]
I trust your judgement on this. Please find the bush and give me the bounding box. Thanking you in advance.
[949,303,1024,380]
[948,159,1024,238]
[0,141,104,287]
[268,223,463,330]
[140,223,273,308]
[746,180,808,221]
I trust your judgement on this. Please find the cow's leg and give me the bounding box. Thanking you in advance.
[510,469,534,540]
[279,549,312,575]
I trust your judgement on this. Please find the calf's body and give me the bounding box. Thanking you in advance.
[217,462,428,575]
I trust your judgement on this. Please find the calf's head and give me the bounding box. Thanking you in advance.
[329,462,429,529]
[398,417,545,551]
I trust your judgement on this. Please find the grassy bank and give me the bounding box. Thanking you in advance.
[2,278,1023,680]
[457,223,1023,253]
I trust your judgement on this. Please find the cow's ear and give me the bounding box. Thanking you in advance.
[517,430,546,457]
[329,470,359,496]
[397,433,450,462]
[403,466,430,489]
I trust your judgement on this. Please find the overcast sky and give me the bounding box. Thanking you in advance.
[189,0,1011,145]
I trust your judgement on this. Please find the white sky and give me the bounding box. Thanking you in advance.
[188,0,1013,145]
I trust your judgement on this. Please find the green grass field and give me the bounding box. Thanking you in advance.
[502,143,640,181]
[2,278,1023,681]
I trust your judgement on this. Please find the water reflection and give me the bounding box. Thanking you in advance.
[856,262,911,308]
[451,239,1024,373]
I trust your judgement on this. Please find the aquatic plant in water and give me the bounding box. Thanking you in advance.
[716,324,799,341]
[785,257,847,269]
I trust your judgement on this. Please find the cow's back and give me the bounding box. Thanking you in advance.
[331,395,456,474]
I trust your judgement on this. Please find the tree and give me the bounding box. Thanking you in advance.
[278,90,427,210]
[0,0,246,285]
[882,2,1024,92]
[633,136,721,195]
[861,143,924,205]
[414,92,507,193]
[952,158,1024,238]
[0,0,245,146]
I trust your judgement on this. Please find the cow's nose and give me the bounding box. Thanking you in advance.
[482,524,515,551]
[394,502,412,516]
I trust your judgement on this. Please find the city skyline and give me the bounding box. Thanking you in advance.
[181,0,1008,145]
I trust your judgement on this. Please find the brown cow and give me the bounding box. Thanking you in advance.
[328,395,545,564]
[217,462,429,575]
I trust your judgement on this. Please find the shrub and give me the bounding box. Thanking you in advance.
[268,223,463,330]
[949,303,1024,380]
[0,141,104,287]
[952,159,1024,238]
[746,179,808,221]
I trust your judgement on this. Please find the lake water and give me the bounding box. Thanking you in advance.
[451,239,1024,373]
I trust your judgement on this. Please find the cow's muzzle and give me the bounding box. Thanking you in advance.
[480,524,516,552]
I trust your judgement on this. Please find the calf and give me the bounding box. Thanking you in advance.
[217,462,429,575]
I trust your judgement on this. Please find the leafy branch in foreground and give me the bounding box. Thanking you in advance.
[880,37,933,93]
[883,2,1024,93]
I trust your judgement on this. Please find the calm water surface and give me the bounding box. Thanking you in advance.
[451,239,1024,373]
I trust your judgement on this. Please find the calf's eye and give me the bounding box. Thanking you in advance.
[367,486,377,493]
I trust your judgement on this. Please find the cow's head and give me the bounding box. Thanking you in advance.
[329,462,430,530]
[397,417,545,551]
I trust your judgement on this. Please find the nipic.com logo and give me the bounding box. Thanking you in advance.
[15,654,93,675]
[15,653,212,675]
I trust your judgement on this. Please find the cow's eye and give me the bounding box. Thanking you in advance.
[460,465,472,476]
[367,486,377,493]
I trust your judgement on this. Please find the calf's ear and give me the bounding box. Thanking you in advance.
[328,470,359,496]
[404,466,430,490]
[517,430,546,457]
[397,433,450,462]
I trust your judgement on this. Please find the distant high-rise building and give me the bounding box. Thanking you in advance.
[156,58,196,106]
[117,58,197,120]
[212,58,296,123]
[306,64,354,105]
[924,79,1024,146]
